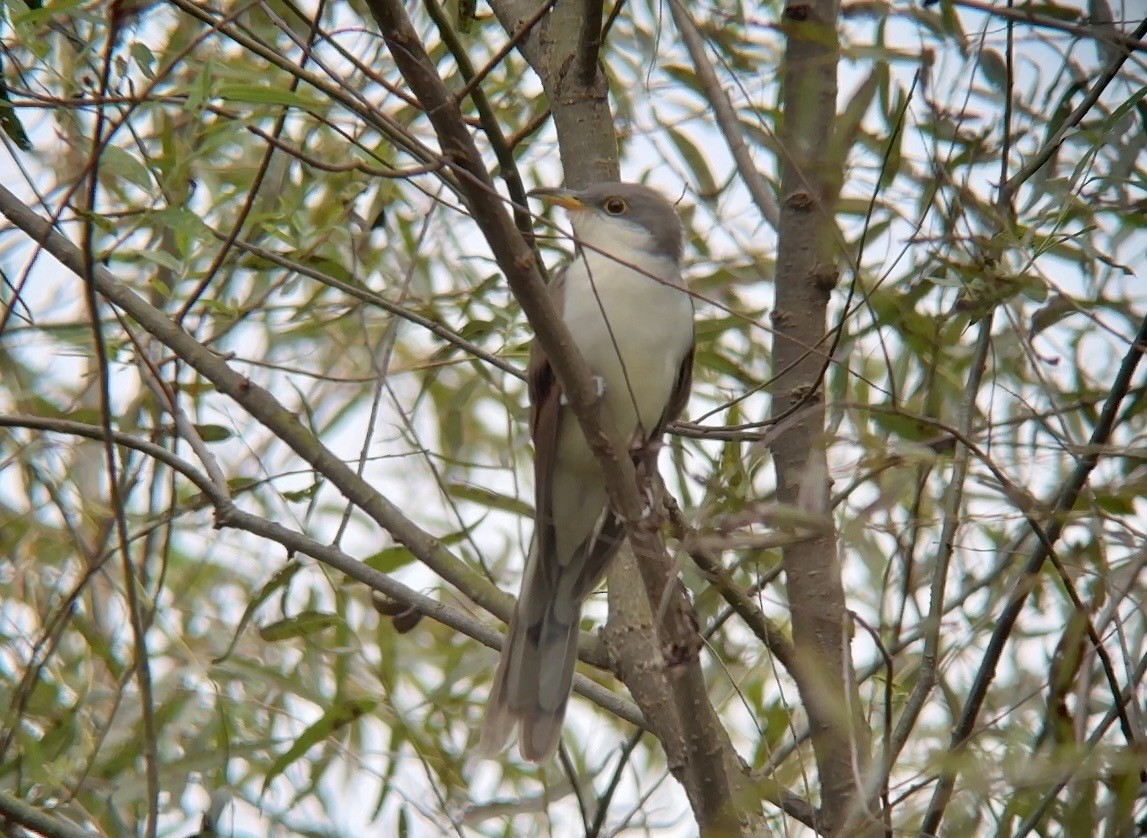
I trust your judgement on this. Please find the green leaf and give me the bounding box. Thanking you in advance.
[938,0,967,50]
[130,41,156,80]
[364,546,417,574]
[213,561,303,663]
[282,481,321,503]
[870,406,936,443]
[194,423,232,442]
[837,64,884,155]
[447,481,533,518]
[148,206,210,241]
[67,407,105,425]
[99,145,154,190]
[263,697,377,793]
[0,69,31,152]
[216,83,323,110]
[259,610,342,641]
[665,126,720,200]
[131,248,183,273]
[1093,493,1134,516]
[227,476,258,493]
[1028,294,1078,337]
[1022,1,1085,21]
[14,0,86,27]
[284,251,353,283]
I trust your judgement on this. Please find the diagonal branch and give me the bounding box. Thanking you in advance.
[0,790,90,838]
[999,16,1147,207]
[364,2,761,831]
[0,413,642,727]
[668,0,781,230]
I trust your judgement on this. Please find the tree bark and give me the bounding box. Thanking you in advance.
[488,0,619,184]
[769,0,872,833]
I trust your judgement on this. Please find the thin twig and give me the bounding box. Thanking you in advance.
[885,315,994,769]
[587,731,643,837]
[668,0,780,230]
[0,413,642,728]
[920,311,1147,835]
[1000,17,1147,207]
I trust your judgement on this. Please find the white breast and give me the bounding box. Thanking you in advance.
[560,245,694,445]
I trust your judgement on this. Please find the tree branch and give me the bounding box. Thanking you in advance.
[575,0,605,85]
[668,0,781,230]
[920,310,1147,835]
[0,790,91,838]
[0,413,641,728]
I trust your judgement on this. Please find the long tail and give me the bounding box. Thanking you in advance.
[479,544,581,763]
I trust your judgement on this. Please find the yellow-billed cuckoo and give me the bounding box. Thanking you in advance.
[479,183,695,762]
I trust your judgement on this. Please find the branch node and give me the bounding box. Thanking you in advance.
[813,266,840,292]
[785,191,817,211]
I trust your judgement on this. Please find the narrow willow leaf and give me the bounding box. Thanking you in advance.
[216,83,323,109]
[99,145,154,190]
[194,423,232,442]
[364,546,417,574]
[0,62,31,152]
[213,561,303,663]
[258,610,342,641]
[665,126,720,200]
[262,697,377,794]
[447,481,533,518]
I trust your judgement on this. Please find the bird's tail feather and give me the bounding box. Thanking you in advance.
[480,485,626,761]
[479,544,581,763]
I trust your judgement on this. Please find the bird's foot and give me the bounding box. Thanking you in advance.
[631,440,663,482]
[638,482,667,530]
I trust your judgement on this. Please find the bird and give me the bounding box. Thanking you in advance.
[479,182,696,762]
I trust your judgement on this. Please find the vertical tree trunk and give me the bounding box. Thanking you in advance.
[770,0,870,832]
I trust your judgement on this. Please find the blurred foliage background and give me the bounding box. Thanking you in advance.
[0,0,1145,834]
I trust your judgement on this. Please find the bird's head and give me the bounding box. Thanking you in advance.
[529,182,684,265]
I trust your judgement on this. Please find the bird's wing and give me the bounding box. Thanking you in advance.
[527,267,566,561]
[652,336,695,439]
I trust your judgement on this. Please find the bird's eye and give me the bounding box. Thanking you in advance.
[604,198,627,215]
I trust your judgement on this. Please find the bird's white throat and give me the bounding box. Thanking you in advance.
[560,228,693,442]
